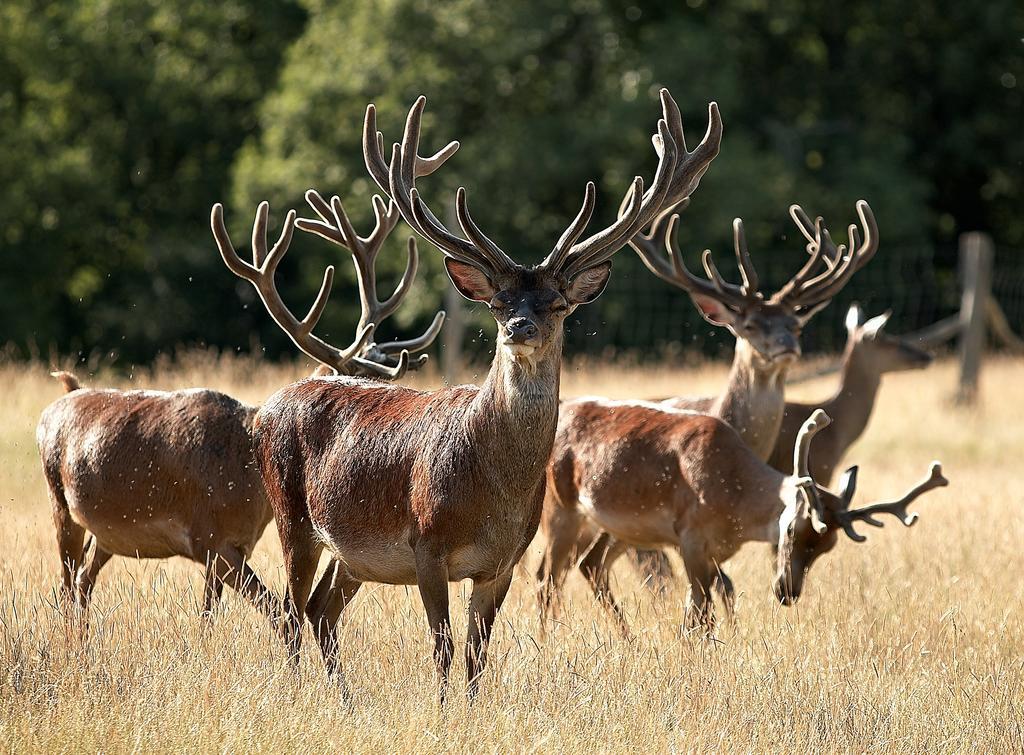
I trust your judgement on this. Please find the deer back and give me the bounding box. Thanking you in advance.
[37,387,270,559]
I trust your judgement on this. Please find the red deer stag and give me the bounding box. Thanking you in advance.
[554,200,881,600]
[37,191,441,624]
[542,401,946,631]
[222,90,722,697]
[767,303,933,482]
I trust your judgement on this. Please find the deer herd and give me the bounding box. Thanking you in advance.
[37,90,948,699]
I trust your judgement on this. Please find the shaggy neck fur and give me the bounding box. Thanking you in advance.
[711,339,789,461]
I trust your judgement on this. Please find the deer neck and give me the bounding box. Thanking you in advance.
[735,466,795,543]
[469,332,563,475]
[827,342,882,449]
[710,339,788,461]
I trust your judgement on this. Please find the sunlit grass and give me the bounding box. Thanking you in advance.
[2,354,1022,751]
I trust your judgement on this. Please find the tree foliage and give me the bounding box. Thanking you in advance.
[2,0,1021,363]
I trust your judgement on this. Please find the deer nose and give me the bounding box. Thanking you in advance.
[774,333,800,356]
[506,317,539,345]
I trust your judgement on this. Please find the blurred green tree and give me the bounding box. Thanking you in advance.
[1,0,1020,363]
[0,0,305,363]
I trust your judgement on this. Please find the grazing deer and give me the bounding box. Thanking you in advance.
[553,201,880,599]
[542,401,946,631]
[37,193,441,623]
[221,90,722,697]
[767,304,933,483]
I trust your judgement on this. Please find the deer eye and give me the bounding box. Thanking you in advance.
[550,299,568,313]
[489,297,506,311]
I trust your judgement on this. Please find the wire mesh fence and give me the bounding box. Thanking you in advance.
[560,246,971,359]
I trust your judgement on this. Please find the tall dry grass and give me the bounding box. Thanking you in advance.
[1,354,1021,752]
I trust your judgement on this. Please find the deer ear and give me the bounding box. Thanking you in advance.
[564,261,612,305]
[838,465,859,507]
[846,303,866,333]
[444,258,497,302]
[861,311,892,339]
[690,294,736,326]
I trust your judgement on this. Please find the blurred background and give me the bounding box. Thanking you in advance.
[1,0,1022,371]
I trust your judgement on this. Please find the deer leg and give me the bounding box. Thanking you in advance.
[308,565,362,680]
[201,560,225,620]
[679,539,716,633]
[414,544,453,702]
[75,540,112,612]
[711,565,735,620]
[579,532,631,635]
[466,569,514,698]
[54,512,86,605]
[206,546,279,626]
[535,503,584,624]
[628,548,675,594]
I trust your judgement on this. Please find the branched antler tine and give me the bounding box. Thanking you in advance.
[370,194,401,246]
[416,140,460,176]
[376,237,420,322]
[296,189,347,245]
[211,203,259,281]
[788,205,828,256]
[793,409,832,478]
[792,409,831,533]
[551,181,597,261]
[781,201,878,307]
[251,201,271,268]
[351,349,411,380]
[455,187,512,271]
[363,104,390,193]
[660,88,687,155]
[846,463,948,528]
[302,266,335,332]
[212,202,377,373]
[328,195,360,255]
[559,176,646,278]
[701,250,747,299]
[732,218,759,294]
[262,208,296,275]
[378,310,446,355]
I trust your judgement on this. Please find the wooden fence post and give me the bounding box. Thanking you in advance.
[955,232,994,405]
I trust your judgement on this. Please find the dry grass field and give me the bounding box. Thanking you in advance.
[1,353,1021,752]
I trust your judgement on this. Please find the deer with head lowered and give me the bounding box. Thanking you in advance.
[220,90,721,697]
[767,303,933,483]
[545,200,880,599]
[543,398,946,631]
[37,190,442,625]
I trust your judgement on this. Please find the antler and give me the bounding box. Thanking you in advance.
[211,202,380,375]
[630,202,760,311]
[363,97,519,276]
[771,200,879,310]
[836,462,948,542]
[364,92,722,284]
[543,90,722,280]
[791,409,831,533]
[296,190,446,378]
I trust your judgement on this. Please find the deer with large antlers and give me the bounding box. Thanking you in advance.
[541,400,946,631]
[541,199,881,602]
[221,90,721,697]
[37,190,440,624]
[767,303,933,484]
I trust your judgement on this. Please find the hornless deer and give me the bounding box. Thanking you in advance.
[542,402,946,631]
[221,90,722,697]
[766,303,933,483]
[559,201,880,597]
[37,192,441,623]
